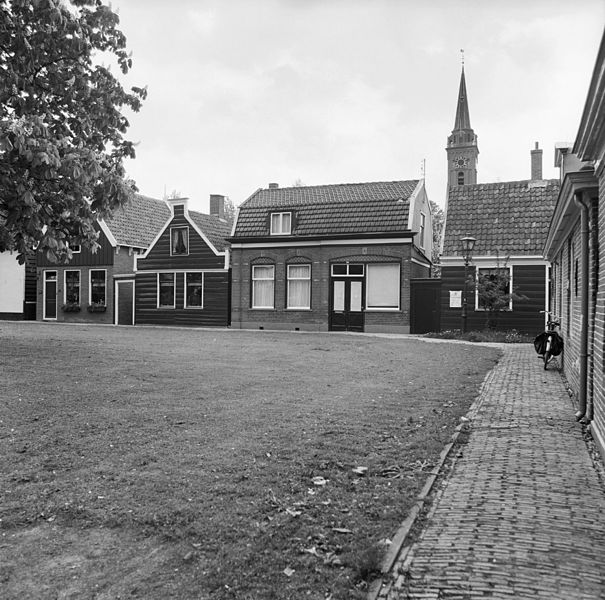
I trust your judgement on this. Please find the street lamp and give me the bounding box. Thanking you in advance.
[460,236,476,333]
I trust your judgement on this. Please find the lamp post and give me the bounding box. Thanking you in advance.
[460,236,476,333]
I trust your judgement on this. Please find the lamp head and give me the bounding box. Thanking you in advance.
[460,236,476,260]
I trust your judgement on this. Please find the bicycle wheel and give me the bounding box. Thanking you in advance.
[543,335,552,370]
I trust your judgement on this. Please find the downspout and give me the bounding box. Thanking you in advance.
[587,197,598,421]
[573,192,590,422]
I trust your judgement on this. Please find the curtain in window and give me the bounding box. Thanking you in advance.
[367,264,400,308]
[287,265,310,308]
[186,273,203,307]
[65,271,80,304]
[90,270,106,304]
[158,273,175,307]
[252,266,274,308]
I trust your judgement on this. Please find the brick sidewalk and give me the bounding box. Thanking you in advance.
[378,345,605,600]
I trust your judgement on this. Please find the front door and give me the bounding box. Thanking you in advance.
[115,280,134,325]
[43,271,57,320]
[330,278,364,332]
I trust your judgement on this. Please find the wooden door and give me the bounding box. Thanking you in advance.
[116,280,134,325]
[410,278,441,333]
[330,278,364,332]
[43,271,57,320]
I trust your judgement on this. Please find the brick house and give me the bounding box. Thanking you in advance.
[229,180,433,333]
[36,194,169,324]
[440,65,559,334]
[543,30,605,459]
[133,196,232,327]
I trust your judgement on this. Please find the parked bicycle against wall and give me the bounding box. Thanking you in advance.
[534,311,564,370]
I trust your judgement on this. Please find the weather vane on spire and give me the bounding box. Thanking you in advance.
[460,48,465,68]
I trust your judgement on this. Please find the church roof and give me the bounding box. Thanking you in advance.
[453,67,472,131]
[442,179,560,257]
[232,180,419,239]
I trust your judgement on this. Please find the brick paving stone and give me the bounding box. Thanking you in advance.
[383,345,605,600]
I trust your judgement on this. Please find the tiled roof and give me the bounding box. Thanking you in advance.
[104,195,231,252]
[233,180,418,238]
[104,194,170,248]
[189,211,231,252]
[442,179,560,257]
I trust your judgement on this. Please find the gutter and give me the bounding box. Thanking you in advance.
[573,191,590,422]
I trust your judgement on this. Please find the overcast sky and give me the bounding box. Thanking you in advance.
[111,0,604,214]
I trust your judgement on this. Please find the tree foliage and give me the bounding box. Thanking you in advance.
[0,0,146,262]
[429,200,444,278]
[472,261,528,329]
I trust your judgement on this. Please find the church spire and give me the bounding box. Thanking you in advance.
[446,52,479,187]
[453,67,472,131]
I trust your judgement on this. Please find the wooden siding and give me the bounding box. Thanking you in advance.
[36,227,114,267]
[440,264,547,333]
[135,271,230,326]
[136,212,225,272]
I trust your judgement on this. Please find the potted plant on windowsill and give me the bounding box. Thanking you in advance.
[87,301,107,313]
[61,302,81,313]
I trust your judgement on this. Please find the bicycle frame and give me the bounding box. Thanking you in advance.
[538,310,561,370]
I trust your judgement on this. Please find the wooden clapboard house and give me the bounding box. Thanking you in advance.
[134,196,232,327]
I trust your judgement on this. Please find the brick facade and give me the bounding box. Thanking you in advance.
[231,242,428,333]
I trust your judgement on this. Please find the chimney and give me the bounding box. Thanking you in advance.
[268,183,279,189]
[209,194,225,219]
[531,142,543,180]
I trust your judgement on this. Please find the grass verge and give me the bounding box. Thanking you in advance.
[0,323,500,599]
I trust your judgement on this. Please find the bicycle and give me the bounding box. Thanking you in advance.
[534,311,563,370]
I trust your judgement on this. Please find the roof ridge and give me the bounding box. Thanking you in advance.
[451,178,560,189]
[259,179,419,192]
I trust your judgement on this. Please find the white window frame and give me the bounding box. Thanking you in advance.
[157,272,176,308]
[64,269,81,305]
[474,265,513,311]
[366,263,400,311]
[419,212,426,249]
[270,212,292,235]
[89,269,107,306]
[170,226,189,256]
[287,264,311,310]
[251,265,275,309]
[43,270,58,320]
[185,272,204,309]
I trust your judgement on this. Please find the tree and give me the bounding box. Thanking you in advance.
[430,200,444,278]
[472,259,528,329]
[223,196,236,227]
[0,0,146,263]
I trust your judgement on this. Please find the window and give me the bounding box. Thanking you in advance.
[331,264,364,276]
[475,267,512,311]
[366,264,400,309]
[90,270,106,305]
[64,270,80,304]
[419,212,426,249]
[158,273,176,308]
[457,171,465,185]
[252,265,274,308]
[68,243,81,253]
[186,272,203,308]
[170,227,189,256]
[270,212,291,235]
[287,264,311,309]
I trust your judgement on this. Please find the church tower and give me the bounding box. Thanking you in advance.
[446,63,479,187]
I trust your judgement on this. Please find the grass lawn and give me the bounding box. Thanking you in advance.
[0,323,500,599]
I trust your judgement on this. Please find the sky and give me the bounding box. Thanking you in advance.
[110,0,604,214]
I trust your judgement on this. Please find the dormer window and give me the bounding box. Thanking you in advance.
[170,226,189,255]
[270,212,292,235]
